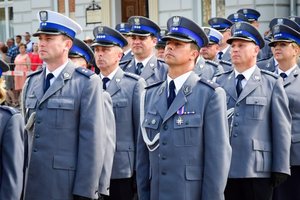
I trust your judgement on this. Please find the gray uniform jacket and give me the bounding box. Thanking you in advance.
[257,57,277,72]
[216,66,291,178]
[22,62,108,199]
[221,46,231,62]
[0,106,24,200]
[98,91,116,196]
[120,55,168,86]
[137,72,232,200]
[120,50,134,62]
[282,66,300,166]
[194,56,224,79]
[105,68,146,179]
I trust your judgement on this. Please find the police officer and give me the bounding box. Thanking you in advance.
[69,38,94,68]
[137,16,231,200]
[0,59,24,200]
[115,23,134,62]
[215,22,291,200]
[268,24,300,200]
[155,29,168,60]
[120,16,168,85]
[227,13,248,23]
[237,8,273,60]
[22,10,109,200]
[208,17,233,66]
[257,18,300,72]
[92,25,146,200]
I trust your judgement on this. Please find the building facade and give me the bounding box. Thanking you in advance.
[0,0,298,43]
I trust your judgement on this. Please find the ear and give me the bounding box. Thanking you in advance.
[64,39,73,50]
[191,49,199,60]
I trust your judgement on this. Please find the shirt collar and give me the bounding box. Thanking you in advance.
[221,45,230,54]
[45,60,69,78]
[278,65,297,77]
[167,71,192,95]
[234,65,256,81]
[135,54,153,67]
[100,66,119,80]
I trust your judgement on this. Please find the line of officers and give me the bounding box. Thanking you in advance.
[0,8,300,200]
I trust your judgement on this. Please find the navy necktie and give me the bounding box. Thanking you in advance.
[44,73,54,93]
[102,77,110,90]
[280,72,287,80]
[167,80,176,108]
[236,74,244,97]
[136,62,144,75]
[217,52,223,60]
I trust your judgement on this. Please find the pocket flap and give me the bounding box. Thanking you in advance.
[246,97,267,105]
[47,98,75,110]
[253,139,271,151]
[116,141,135,151]
[142,113,161,130]
[185,165,202,181]
[113,99,128,107]
[174,114,201,129]
[53,155,76,170]
[292,134,300,143]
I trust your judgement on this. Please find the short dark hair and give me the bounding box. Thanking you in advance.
[16,35,22,39]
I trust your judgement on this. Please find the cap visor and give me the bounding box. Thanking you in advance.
[128,32,151,37]
[91,42,115,47]
[227,36,255,44]
[162,35,193,43]
[269,39,294,47]
[32,31,62,37]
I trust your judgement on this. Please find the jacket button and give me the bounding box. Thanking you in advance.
[234,122,239,127]
[161,156,166,160]
[36,119,41,124]
[163,125,168,130]
[39,105,44,110]
[33,148,38,152]
[35,134,40,138]
[235,112,239,116]
[162,141,167,145]
[161,171,166,175]
[236,103,240,107]
[233,134,238,137]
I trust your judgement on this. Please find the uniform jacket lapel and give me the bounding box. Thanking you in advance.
[124,59,136,74]
[154,82,168,120]
[162,73,195,124]
[40,63,74,105]
[106,68,123,96]
[31,69,45,102]
[223,71,238,101]
[140,56,156,81]
[284,66,299,87]
[238,66,262,102]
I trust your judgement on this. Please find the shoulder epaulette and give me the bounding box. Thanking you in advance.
[219,60,232,66]
[205,60,219,67]
[119,59,132,66]
[216,69,233,76]
[75,67,95,78]
[0,105,20,115]
[260,69,279,79]
[257,57,270,63]
[27,68,43,77]
[199,78,219,89]
[124,72,140,80]
[145,81,164,90]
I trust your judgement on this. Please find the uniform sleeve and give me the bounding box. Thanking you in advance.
[271,78,291,174]
[202,87,232,200]
[73,75,108,198]
[0,113,24,200]
[136,89,151,200]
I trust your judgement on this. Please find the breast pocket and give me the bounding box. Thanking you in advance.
[173,114,202,147]
[113,99,129,121]
[246,97,267,120]
[47,97,75,128]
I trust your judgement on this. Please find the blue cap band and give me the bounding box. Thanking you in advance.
[131,25,158,36]
[0,68,2,77]
[169,26,204,47]
[119,28,131,33]
[233,30,260,46]
[274,33,300,45]
[212,23,231,29]
[244,13,258,20]
[209,35,220,44]
[40,22,76,39]
[96,34,126,48]
[70,45,91,63]
[231,18,244,22]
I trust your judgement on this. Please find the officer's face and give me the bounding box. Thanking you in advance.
[230,40,259,69]
[94,45,123,70]
[131,35,157,59]
[200,43,220,60]
[273,42,299,64]
[38,34,72,63]
[164,39,198,68]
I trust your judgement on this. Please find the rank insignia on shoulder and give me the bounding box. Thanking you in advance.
[75,67,95,78]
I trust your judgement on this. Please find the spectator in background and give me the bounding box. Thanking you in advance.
[6,38,19,65]
[83,36,93,46]
[23,32,34,53]
[14,43,30,105]
[15,35,22,46]
[28,43,43,71]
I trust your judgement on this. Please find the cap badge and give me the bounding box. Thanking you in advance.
[40,11,48,22]
[234,13,239,19]
[204,28,210,36]
[243,9,248,14]
[236,22,241,29]
[172,16,180,26]
[277,18,284,25]
[213,18,217,23]
[290,17,295,21]
[273,25,280,34]
[97,26,104,34]
[120,23,125,28]
[134,17,140,25]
